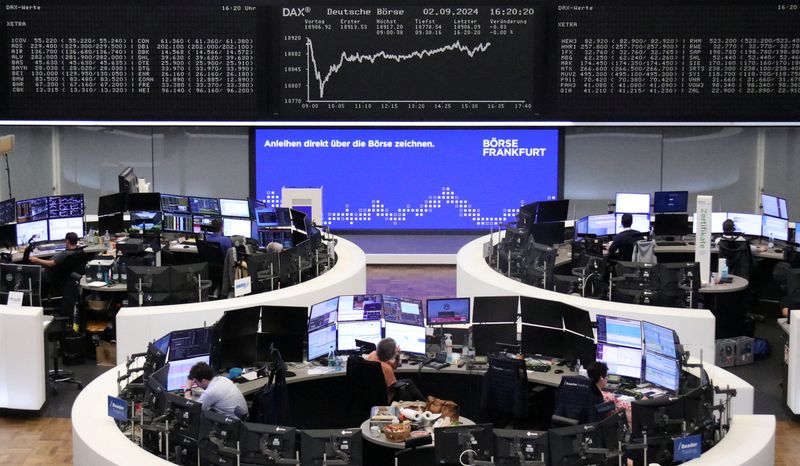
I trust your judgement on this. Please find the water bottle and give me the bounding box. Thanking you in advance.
[768,233,774,250]
[327,346,335,369]
[103,230,111,249]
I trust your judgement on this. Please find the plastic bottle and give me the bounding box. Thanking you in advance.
[327,346,336,369]
[720,259,728,280]
[769,233,775,250]
[103,230,111,249]
[444,334,453,354]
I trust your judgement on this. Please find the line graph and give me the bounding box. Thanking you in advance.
[306,38,504,102]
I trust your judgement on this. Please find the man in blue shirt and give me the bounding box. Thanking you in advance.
[205,218,232,259]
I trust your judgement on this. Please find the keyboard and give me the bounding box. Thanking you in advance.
[656,241,687,247]
[424,360,451,370]
[36,243,63,252]
[612,388,643,399]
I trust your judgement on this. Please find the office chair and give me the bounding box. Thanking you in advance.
[480,356,531,428]
[196,240,223,298]
[551,375,605,426]
[717,238,753,279]
[344,355,397,426]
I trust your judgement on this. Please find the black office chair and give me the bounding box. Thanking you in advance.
[196,240,224,298]
[717,238,753,279]
[551,375,605,426]
[480,356,531,428]
[345,355,407,427]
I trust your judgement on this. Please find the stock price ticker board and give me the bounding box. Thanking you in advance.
[1,0,800,122]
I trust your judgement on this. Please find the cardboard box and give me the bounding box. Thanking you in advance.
[715,338,737,368]
[735,336,754,366]
[96,341,117,367]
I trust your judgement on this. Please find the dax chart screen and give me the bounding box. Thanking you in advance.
[252,128,561,230]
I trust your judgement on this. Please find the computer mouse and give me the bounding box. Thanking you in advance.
[554,369,563,374]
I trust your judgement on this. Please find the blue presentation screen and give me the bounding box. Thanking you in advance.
[253,128,561,230]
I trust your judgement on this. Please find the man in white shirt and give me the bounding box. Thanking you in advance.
[186,361,248,419]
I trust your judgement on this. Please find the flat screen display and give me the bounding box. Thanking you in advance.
[16,219,48,244]
[574,216,588,236]
[223,218,252,237]
[642,321,677,359]
[692,212,728,234]
[166,355,210,392]
[163,213,192,233]
[129,211,162,232]
[309,297,339,332]
[308,324,337,361]
[220,198,251,218]
[644,349,680,393]
[587,214,616,236]
[0,198,15,225]
[253,128,561,230]
[48,194,84,219]
[189,196,221,216]
[615,193,651,214]
[16,197,48,223]
[596,315,642,349]
[383,296,424,326]
[726,213,762,236]
[762,215,789,242]
[615,213,650,234]
[160,194,191,214]
[653,191,688,213]
[337,294,383,322]
[192,215,219,234]
[426,298,470,325]
[384,322,426,356]
[761,193,788,219]
[48,217,84,240]
[596,343,642,380]
[336,320,382,352]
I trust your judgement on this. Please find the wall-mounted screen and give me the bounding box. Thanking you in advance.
[253,128,561,230]
[615,193,650,214]
[653,191,688,213]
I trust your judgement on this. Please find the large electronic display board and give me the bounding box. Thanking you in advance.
[1,1,800,122]
[252,128,562,230]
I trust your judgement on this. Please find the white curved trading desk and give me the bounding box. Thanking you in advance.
[115,236,366,364]
[0,305,47,410]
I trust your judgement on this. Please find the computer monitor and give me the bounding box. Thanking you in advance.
[473,296,519,323]
[384,321,426,356]
[426,297,470,325]
[0,224,15,248]
[642,321,678,359]
[98,193,126,216]
[0,263,42,306]
[254,207,279,227]
[16,219,48,245]
[762,193,788,219]
[631,394,685,437]
[653,214,690,237]
[129,211,162,233]
[653,191,688,213]
[434,424,494,465]
[219,198,251,218]
[337,294,383,322]
[586,213,616,236]
[562,331,597,366]
[616,192,651,214]
[165,393,203,440]
[223,217,252,237]
[126,193,161,212]
[98,213,126,235]
[16,197,48,223]
[48,194,84,219]
[336,320,382,353]
[596,315,642,349]
[519,296,563,329]
[168,327,212,361]
[309,297,339,332]
[644,349,680,393]
[0,198,15,225]
[199,410,243,464]
[520,325,563,358]
[574,216,589,237]
[307,324,337,361]
[189,196,221,216]
[166,354,210,391]
[562,305,593,339]
[290,208,307,232]
[532,199,570,224]
[615,213,650,234]
[126,265,172,295]
[547,421,607,466]
[527,221,565,246]
[153,333,171,354]
[762,215,789,242]
[192,214,220,234]
[726,213,762,236]
[693,212,729,234]
[159,193,190,213]
[257,331,305,364]
[382,296,424,326]
[48,217,84,240]
[259,305,307,336]
[258,229,293,250]
[472,323,518,356]
[162,212,192,233]
[244,252,280,293]
[300,429,362,466]
[218,306,261,340]
[595,343,642,380]
[493,429,548,466]
[240,423,297,465]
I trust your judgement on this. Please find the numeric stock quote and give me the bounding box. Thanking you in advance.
[2,0,800,121]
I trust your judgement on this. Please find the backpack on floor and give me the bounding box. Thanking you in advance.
[753,337,771,360]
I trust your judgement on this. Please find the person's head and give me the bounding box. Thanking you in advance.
[376,337,398,362]
[209,218,223,234]
[587,361,609,389]
[722,219,735,235]
[187,361,215,389]
[266,241,284,253]
[65,232,79,249]
[620,213,633,229]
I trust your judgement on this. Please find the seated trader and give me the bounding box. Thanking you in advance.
[29,232,81,290]
[714,219,767,253]
[205,218,233,259]
[590,361,632,424]
[367,338,424,402]
[607,213,642,261]
[186,361,248,419]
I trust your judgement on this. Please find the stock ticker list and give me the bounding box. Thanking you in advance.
[279,5,543,119]
[2,2,263,120]
[555,2,800,120]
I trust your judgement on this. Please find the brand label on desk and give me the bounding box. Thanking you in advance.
[107,395,129,421]
[234,276,251,297]
[6,291,24,307]
[673,434,702,461]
